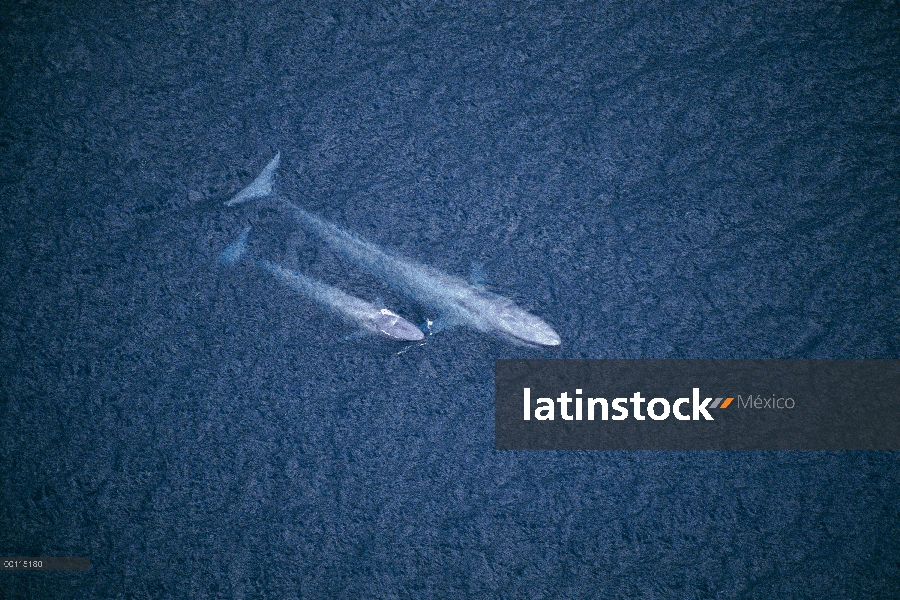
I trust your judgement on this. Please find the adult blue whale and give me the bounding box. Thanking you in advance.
[277,202,561,347]
[219,226,424,342]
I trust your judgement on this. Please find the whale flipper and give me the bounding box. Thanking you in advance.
[469,261,487,288]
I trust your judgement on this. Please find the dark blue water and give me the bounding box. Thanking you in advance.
[2,1,898,597]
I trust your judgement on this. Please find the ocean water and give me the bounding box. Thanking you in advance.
[1,1,898,597]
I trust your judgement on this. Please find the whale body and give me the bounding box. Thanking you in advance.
[279,203,561,347]
[219,226,424,342]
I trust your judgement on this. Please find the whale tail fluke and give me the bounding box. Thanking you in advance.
[218,225,252,265]
[225,152,280,206]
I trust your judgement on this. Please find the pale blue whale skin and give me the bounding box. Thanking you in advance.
[225,153,280,206]
[219,226,424,342]
[279,201,561,347]
[224,153,561,347]
[259,260,425,342]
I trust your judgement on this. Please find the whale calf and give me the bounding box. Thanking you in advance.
[219,226,424,342]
